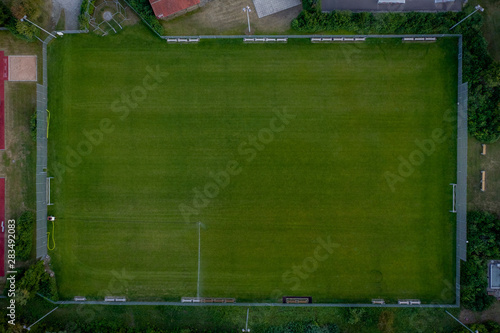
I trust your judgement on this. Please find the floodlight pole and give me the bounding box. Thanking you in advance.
[23,306,59,331]
[449,5,484,30]
[242,308,250,332]
[20,15,57,38]
[243,6,251,33]
[445,311,479,333]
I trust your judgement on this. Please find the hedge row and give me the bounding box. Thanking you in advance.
[292,8,500,143]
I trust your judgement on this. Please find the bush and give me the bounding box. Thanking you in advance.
[378,311,395,333]
[303,0,321,12]
[0,2,23,37]
[17,260,45,297]
[16,211,35,261]
[291,8,500,143]
[8,0,44,40]
[39,271,59,301]
[15,260,58,302]
[30,111,36,142]
[78,0,96,30]
[125,0,164,36]
[10,0,43,20]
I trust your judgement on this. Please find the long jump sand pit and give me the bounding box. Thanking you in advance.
[8,55,37,82]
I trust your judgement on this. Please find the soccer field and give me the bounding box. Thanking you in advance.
[48,27,458,303]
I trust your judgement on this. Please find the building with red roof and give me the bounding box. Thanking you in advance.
[149,0,200,19]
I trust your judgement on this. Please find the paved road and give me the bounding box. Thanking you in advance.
[53,0,83,30]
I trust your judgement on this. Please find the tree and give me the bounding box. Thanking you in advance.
[0,2,17,32]
[486,62,500,88]
[14,289,30,307]
[10,0,43,20]
[461,211,500,311]
[17,260,46,300]
[14,20,37,40]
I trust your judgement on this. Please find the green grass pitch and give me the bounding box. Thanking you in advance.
[48,26,457,303]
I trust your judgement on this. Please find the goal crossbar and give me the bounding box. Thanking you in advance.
[450,183,456,213]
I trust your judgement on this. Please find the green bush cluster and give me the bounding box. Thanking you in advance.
[302,0,321,12]
[30,111,37,142]
[125,0,165,36]
[39,271,59,301]
[0,2,36,40]
[292,8,500,143]
[8,0,44,40]
[78,0,97,30]
[15,260,58,305]
[460,211,500,311]
[16,211,35,261]
[291,10,463,34]
[0,2,17,32]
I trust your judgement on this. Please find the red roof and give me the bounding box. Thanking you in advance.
[149,0,200,18]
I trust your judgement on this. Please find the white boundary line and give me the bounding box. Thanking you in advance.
[197,221,201,298]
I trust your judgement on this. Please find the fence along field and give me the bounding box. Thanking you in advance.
[47,27,458,303]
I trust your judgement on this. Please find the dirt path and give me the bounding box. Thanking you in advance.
[467,138,500,216]
[460,301,500,325]
[52,0,83,30]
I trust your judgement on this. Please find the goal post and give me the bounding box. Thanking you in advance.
[47,177,54,205]
[449,183,456,213]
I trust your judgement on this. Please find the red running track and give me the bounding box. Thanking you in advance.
[0,51,7,150]
[0,51,7,277]
[0,178,5,277]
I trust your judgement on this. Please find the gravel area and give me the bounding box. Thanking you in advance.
[8,56,38,81]
[53,0,83,30]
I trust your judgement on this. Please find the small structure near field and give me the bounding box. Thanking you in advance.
[181,297,235,303]
[252,0,301,18]
[89,0,129,36]
[8,56,37,82]
[481,144,486,155]
[488,260,500,299]
[104,296,126,301]
[149,0,200,19]
[397,299,420,305]
[283,296,312,304]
